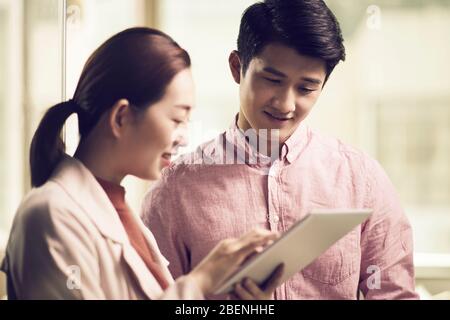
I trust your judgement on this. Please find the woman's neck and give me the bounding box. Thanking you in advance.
[74,136,125,185]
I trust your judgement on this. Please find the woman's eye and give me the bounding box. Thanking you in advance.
[173,119,183,125]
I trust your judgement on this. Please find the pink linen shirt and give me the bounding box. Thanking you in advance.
[141,119,419,300]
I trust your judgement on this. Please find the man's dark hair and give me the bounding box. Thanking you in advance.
[237,0,346,82]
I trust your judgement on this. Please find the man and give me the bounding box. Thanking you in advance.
[141,0,418,299]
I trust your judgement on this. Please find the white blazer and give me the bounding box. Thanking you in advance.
[1,155,203,300]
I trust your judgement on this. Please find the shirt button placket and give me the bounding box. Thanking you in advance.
[267,161,280,231]
[269,160,287,300]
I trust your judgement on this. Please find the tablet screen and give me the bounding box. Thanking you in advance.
[215,209,372,295]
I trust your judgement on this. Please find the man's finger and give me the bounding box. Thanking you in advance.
[242,278,265,298]
[262,263,285,292]
[233,283,254,300]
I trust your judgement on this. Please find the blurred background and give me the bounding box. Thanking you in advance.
[0,0,449,299]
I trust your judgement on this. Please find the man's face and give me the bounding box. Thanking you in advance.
[229,43,327,144]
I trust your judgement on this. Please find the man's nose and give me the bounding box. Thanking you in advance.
[274,87,296,114]
[175,134,189,148]
[172,124,189,149]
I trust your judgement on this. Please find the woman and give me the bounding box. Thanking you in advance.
[0,27,283,299]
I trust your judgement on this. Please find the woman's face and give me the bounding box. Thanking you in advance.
[121,68,195,180]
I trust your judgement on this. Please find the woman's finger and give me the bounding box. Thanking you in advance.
[235,231,279,259]
[238,228,277,245]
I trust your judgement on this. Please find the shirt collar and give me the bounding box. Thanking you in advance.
[284,120,310,164]
[50,155,128,244]
[95,176,127,211]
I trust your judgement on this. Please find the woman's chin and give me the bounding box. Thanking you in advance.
[137,161,170,181]
[149,170,162,180]
[137,167,162,181]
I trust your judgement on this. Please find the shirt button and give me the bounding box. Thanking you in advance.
[272,215,280,223]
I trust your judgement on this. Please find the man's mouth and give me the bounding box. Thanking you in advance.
[263,111,293,122]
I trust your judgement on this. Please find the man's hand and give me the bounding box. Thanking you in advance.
[230,263,285,300]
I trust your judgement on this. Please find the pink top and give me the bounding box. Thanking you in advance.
[95,177,170,290]
[142,118,419,300]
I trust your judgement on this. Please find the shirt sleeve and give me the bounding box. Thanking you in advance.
[141,177,191,280]
[157,275,204,300]
[358,157,419,299]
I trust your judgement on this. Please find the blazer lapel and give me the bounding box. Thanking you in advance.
[50,155,169,299]
[121,245,165,299]
[135,216,175,286]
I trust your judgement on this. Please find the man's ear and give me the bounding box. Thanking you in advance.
[229,50,242,84]
[109,99,132,138]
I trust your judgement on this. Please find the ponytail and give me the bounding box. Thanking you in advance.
[30,100,76,187]
[29,28,191,187]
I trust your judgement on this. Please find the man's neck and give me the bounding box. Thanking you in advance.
[236,111,282,159]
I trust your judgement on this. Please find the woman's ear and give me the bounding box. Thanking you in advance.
[109,99,132,138]
[229,50,242,84]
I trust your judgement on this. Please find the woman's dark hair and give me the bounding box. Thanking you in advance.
[30,27,191,187]
[237,0,346,82]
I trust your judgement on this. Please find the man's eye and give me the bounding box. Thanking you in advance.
[299,87,315,94]
[173,119,183,125]
[264,77,281,84]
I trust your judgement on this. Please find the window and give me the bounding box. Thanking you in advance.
[0,0,154,247]
[0,0,64,247]
[158,0,450,255]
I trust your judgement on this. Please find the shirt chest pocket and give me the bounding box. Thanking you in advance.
[301,230,360,285]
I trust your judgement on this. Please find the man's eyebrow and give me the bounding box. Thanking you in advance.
[301,77,323,85]
[262,67,287,78]
[263,67,323,85]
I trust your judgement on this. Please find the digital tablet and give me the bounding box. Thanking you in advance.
[214,209,372,295]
